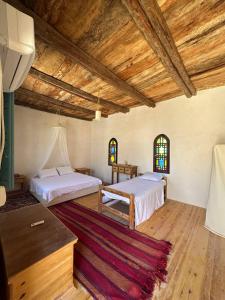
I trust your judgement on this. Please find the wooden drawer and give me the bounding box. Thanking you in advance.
[112,166,118,172]
[9,244,74,300]
[125,167,131,175]
[131,167,137,173]
[118,167,125,173]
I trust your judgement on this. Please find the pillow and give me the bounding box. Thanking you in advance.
[57,166,74,176]
[140,172,163,182]
[38,168,58,179]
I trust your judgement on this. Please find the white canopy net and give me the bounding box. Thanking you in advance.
[38,126,71,172]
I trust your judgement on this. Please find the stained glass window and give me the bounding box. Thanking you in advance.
[108,138,118,166]
[153,134,170,174]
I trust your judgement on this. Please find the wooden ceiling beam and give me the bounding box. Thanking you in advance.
[122,0,196,98]
[15,99,93,121]
[29,68,129,113]
[16,88,107,118]
[6,0,155,108]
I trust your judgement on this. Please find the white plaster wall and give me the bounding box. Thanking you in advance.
[90,87,225,208]
[14,106,92,177]
[14,86,225,208]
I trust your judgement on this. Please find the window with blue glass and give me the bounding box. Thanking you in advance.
[153,134,170,174]
[108,138,118,166]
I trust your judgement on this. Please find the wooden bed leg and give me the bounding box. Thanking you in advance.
[98,185,103,213]
[129,194,135,230]
[163,177,168,201]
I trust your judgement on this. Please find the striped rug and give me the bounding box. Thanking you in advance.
[50,201,171,299]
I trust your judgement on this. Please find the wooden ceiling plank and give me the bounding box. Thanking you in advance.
[141,0,196,95]
[6,0,155,108]
[16,88,107,118]
[191,64,225,90]
[121,0,196,97]
[29,68,129,113]
[15,100,93,121]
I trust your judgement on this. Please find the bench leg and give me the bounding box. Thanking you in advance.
[98,185,103,213]
[129,194,135,229]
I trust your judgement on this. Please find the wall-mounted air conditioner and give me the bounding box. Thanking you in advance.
[0,0,35,92]
[0,0,35,193]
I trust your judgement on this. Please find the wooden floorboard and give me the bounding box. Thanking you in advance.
[72,194,225,300]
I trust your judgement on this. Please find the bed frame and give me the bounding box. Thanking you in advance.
[98,177,167,230]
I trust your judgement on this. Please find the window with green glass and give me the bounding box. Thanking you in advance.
[153,134,170,174]
[108,138,118,166]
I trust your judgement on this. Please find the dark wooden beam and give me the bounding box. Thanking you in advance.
[122,0,196,97]
[16,88,107,118]
[15,100,93,121]
[5,0,155,108]
[29,68,129,113]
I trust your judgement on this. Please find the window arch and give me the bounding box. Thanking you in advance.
[153,134,170,174]
[108,138,118,165]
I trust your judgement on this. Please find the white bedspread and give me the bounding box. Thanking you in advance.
[30,172,102,203]
[102,177,164,226]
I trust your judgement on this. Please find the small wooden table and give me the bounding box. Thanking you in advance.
[111,163,138,184]
[0,204,78,300]
[14,174,26,191]
[75,168,91,176]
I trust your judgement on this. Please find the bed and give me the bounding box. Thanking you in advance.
[98,174,167,229]
[30,172,102,207]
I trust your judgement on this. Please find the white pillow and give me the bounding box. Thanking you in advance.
[57,166,74,176]
[38,168,58,179]
[140,172,163,182]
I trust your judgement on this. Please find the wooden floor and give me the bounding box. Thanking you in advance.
[70,193,225,300]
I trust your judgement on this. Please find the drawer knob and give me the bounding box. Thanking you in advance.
[20,281,26,286]
[19,293,26,299]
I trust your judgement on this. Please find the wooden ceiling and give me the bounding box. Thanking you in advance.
[7,0,225,121]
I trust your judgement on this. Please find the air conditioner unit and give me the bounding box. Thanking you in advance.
[0,0,35,92]
[0,0,35,192]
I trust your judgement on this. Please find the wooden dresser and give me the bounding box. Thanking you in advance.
[111,163,138,184]
[0,204,78,300]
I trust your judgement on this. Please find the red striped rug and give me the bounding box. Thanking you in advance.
[49,201,171,299]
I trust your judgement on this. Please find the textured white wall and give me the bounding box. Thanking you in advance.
[14,86,225,208]
[14,106,92,177]
[90,87,225,208]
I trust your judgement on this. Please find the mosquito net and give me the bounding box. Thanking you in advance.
[38,126,71,172]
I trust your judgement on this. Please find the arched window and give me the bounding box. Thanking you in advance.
[153,134,170,174]
[108,138,118,165]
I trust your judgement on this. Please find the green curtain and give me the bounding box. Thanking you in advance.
[0,92,14,190]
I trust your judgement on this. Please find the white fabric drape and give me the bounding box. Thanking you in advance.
[37,126,71,173]
[205,145,225,238]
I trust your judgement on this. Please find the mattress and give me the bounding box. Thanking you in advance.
[102,177,165,226]
[30,172,102,206]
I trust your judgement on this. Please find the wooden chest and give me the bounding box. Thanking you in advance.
[0,204,77,300]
